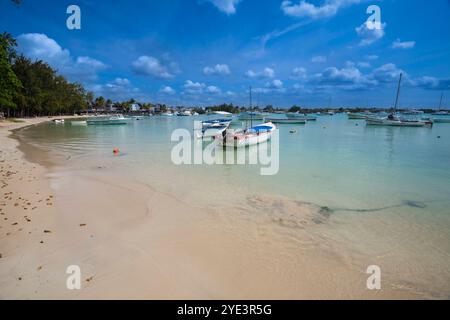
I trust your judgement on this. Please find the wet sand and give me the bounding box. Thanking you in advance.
[0,117,430,299]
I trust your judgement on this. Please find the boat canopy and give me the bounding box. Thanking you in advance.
[247,125,273,133]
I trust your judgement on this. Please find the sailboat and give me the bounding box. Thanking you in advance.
[431,93,450,123]
[366,73,433,127]
[219,86,276,147]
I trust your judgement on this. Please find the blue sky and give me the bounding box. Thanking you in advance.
[1,0,449,108]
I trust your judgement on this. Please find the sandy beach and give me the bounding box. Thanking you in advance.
[0,117,432,300]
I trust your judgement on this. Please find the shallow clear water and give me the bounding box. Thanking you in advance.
[16,114,450,296]
[18,114,450,212]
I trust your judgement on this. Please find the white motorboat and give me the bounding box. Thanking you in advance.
[87,114,130,125]
[53,119,65,124]
[213,111,233,117]
[218,122,276,148]
[195,119,232,139]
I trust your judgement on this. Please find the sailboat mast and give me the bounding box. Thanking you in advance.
[438,92,443,111]
[249,86,253,128]
[394,72,403,112]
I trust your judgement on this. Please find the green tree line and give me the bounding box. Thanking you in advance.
[0,32,92,118]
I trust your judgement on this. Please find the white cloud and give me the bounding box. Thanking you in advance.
[132,56,175,79]
[371,63,405,83]
[267,79,284,89]
[206,85,222,94]
[311,55,327,63]
[411,76,450,91]
[356,61,371,68]
[203,64,231,76]
[291,67,307,79]
[392,39,415,49]
[112,78,130,86]
[160,86,176,95]
[183,80,206,94]
[91,78,140,101]
[309,65,377,90]
[17,33,106,82]
[245,67,275,79]
[281,0,361,19]
[205,0,241,15]
[356,22,386,46]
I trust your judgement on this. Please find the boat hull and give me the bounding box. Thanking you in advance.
[366,117,431,127]
[219,122,276,148]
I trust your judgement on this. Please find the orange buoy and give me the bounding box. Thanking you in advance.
[113,148,120,155]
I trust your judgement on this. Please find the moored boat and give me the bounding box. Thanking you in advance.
[87,114,130,125]
[218,122,276,148]
[366,73,433,128]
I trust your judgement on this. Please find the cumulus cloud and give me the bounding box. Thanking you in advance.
[132,55,177,79]
[90,78,140,101]
[160,86,176,95]
[17,33,107,82]
[245,67,275,79]
[281,0,361,19]
[392,39,416,49]
[311,55,327,63]
[371,63,405,84]
[205,0,241,15]
[203,64,231,76]
[206,85,222,94]
[183,80,206,95]
[291,67,307,79]
[411,76,450,91]
[309,65,377,90]
[356,22,386,46]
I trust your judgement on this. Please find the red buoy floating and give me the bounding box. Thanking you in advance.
[113,148,120,155]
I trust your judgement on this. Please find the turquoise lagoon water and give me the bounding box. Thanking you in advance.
[16,114,450,296]
[18,114,450,213]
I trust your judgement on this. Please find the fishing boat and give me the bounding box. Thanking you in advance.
[365,73,433,128]
[219,122,276,148]
[87,114,130,125]
[265,117,306,124]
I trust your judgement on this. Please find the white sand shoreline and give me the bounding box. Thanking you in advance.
[0,117,431,299]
